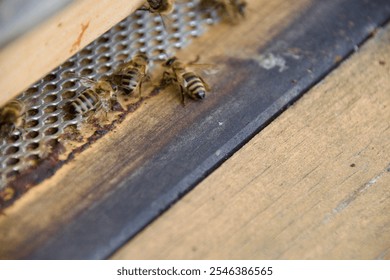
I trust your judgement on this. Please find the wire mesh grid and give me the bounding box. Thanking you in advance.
[0,0,219,193]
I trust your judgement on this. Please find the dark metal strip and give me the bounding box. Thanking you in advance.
[27,0,390,259]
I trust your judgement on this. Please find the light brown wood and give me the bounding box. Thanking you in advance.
[0,0,312,259]
[0,0,144,106]
[112,24,390,260]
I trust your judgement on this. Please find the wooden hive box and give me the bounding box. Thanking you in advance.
[0,0,389,259]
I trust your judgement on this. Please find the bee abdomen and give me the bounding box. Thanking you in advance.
[120,70,140,94]
[70,90,100,115]
[2,100,24,116]
[183,72,206,99]
[1,100,25,124]
[5,100,23,111]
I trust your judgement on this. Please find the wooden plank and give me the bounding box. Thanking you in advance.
[0,0,144,106]
[1,0,390,259]
[112,24,390,260]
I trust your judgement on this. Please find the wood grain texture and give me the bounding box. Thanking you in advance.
[113,24,390,260]
[0,0,144,106]
[0,0,389,259]
[0,0,312,259]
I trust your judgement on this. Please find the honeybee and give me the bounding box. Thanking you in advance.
[111,53,150,97]
[67,77,116,119]
[199,0,247,23]
[139,1,175,29]
[143,0,175,15]
[162,56,211,103]
[0,99,26,139]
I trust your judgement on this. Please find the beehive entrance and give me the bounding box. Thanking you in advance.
[0,0,219,202]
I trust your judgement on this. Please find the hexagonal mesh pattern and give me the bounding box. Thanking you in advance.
[0,0,219,191]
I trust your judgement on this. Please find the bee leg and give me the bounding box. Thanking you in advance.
[199,76,211,91]
[189,55,200,65]
[113,91,126,111]
[179,85,186,106]
[161,71,173,88]
[98,103,109,122]
[117,96,127,111]
[102,110,109,122]
[85,112,94,124]
[162,71,170,80]
[138,81,143,100]
[145,73,152,82]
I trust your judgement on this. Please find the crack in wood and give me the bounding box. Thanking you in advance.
[330,163,390,215]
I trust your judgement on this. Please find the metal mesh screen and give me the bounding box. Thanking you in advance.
[0,0,219,192]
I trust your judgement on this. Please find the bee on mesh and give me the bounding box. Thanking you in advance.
[161,56,216,104]
[0,99,26,141]
[66,77,118,121]
[110,52,151,98]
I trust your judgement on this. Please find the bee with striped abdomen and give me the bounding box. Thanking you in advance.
[111,53,150,98]
[0,99,26,139]
[67,77,116,120]
[162,56,211,104]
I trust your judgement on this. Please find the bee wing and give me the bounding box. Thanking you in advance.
[114,61,129,73]
[202,65,221,75]
[62,71,96,87]
[21,97,36,111]
[79,77,97,87]
[188,63,221,75]
[114,60,138,74]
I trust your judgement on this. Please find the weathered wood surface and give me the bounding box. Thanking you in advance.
[0,0,389,259]
[0,0,143,106]
[113,24,390,260]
